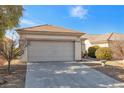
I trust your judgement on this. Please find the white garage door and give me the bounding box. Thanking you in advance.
[28,41,74,62]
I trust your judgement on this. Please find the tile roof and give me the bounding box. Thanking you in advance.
[81,33,124,43]
[16,24,84,34]
[109,33,124,40]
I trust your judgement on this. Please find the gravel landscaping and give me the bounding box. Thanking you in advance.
[0,61,27,88]
[83,60,124,82]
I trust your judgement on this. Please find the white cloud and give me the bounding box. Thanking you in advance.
[20,19,37,25]
[70,6,88,19]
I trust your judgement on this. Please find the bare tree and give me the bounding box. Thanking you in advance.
[108,40,124,60]
[116,41,124,59]
[0,37,25,74]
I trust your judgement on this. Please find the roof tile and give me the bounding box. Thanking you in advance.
[82,33,124,43]
[16,24,84,34]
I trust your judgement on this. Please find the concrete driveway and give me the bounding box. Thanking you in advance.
[25,62,122,88]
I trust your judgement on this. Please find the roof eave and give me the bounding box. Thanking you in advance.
[16,30,85,36]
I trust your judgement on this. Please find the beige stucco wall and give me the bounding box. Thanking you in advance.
[20,34,82,61]
[92,43,109,48]
[83,40,109,52]
[81,40,86,53]
[83,40,92,51]
[20,40,28,62]
[21,34,79,41]
[75,41,82,61]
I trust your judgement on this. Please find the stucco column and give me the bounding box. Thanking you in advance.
[75,40,82,61]
[81,40,86,53]
[20,40,28,62]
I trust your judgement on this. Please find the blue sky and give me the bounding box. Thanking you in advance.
[8,5,124,38]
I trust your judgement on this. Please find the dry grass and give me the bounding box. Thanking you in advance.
[106,60,124,68]
[83,60,124,82]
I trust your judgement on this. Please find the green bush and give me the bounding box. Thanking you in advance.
[88,46,100,58]
[95,47,112,60]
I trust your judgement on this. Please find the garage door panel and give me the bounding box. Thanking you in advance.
[28,41,74,62]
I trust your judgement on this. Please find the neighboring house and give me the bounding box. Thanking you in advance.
[81,33,124,59]
[16,24,85,62]
[81,33,111,51]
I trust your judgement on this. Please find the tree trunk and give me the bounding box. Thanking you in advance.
[8,60,11,74]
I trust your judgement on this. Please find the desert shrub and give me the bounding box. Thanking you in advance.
[95,47,112,60]
[88,45,100,58]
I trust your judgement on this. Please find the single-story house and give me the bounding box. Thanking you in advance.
[16,24,85,62]
[81,33,124,59]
